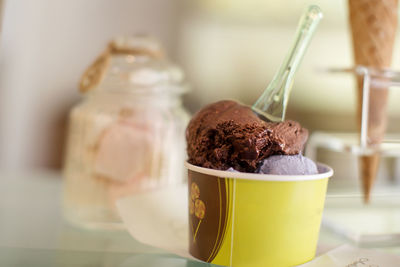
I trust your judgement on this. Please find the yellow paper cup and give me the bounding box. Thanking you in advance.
[185,161,333,267]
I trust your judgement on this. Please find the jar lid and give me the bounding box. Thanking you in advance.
[109,35,164,58]
[79,35,185,93]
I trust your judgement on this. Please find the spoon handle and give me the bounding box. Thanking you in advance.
[252,5,323,122]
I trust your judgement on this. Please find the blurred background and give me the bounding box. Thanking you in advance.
[0,0,400,173]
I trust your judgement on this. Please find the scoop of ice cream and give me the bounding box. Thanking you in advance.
[258,154,318,175]
[186,100,308,172]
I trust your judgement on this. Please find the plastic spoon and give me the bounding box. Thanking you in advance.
[252,5,323,122]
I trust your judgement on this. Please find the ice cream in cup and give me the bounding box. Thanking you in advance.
[184,6,327,265]
[185,162,332,267]
[185,100,333,267]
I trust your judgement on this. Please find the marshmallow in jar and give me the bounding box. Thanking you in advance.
[63,36,190,229]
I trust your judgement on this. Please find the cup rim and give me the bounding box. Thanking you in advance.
[185,161,333,182]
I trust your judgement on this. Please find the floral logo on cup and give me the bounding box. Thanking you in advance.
[190,182,206,242]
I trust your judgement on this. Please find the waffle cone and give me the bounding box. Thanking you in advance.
[348,0,398,202]
[359,155,380,203]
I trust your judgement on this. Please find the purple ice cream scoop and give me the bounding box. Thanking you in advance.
[258,154,318,175]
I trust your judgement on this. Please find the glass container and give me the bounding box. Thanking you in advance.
[63,36,190,229]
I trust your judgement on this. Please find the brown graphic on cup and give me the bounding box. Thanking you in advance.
[190,182,206,242]
[188,171,231,262]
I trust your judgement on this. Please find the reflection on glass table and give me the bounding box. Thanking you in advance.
[0,171,214,267]
[0,170,399,267]
[324,194,400,248]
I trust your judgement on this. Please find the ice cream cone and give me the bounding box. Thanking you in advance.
[348,0,398,202]
[359,154,380,203]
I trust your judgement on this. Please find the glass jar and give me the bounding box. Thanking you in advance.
[63,36,190,229]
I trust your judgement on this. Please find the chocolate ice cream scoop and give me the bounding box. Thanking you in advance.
[186,100,308,172]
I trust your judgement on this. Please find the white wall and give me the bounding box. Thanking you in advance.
[0,0,181,170]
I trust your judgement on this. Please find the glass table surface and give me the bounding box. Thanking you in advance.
[0,171,398,267]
